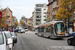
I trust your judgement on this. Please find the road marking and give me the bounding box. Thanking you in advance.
[22,33,52,50]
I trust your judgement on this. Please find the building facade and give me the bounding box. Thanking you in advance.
[33,3,48,28]
[47,0,60,22]
[12,16,17,26]
[27,17,33,30]
[20,16,28,28]
[2,7,13,27]
[47,0,75,33]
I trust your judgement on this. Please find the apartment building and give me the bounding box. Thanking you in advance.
[33,3,48,28]
[2,7,13,27]
[27,17,33,30]
[20,16,28,28]
[12,16,17,26]
[47,0,59,22]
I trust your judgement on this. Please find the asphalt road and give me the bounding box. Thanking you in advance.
[13,31,47,50]
[13,31,75,50]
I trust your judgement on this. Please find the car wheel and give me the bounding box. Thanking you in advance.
[67,39,72,45]
[13,43,14,46]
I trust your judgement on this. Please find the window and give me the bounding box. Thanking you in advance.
[36,16,41,18]
[36,12,41,15]
[55,23,64,34]
[0,33,4,44]
[36,5,44,7]
[46,26,50,32]
[36,23,40,25]
[41,27,44,32]
[51,25,53,33]
[11,32,16,36]
[44,16,46,17]
[36,9,41,11]
[36,19,41,21]
[5,33,11,38]
[36,23,38,25]
[44,19,46,21]
[44,9,46,10]
[7,13,9,16]
[44,12,46,14]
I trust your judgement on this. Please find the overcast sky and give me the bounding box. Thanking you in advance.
[0,0,48,22]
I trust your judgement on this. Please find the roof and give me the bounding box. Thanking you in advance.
[3,7,12,12]
[35,3,47,6]
[38,20,63,27]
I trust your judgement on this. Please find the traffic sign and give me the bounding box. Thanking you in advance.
[0,12,2,18]
[47,18,49,20]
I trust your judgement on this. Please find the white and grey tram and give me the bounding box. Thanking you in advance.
[36,20,65,39]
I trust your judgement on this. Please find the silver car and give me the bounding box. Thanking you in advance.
[4,31,13,50]
[11,32,17,46]
[0,32,9,50]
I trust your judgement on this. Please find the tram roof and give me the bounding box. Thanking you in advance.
[38,20,63,27]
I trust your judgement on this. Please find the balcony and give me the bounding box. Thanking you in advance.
[36,19,41,22]
[36,22,41,25]
[36,16,41,19]
[53,1,57,9]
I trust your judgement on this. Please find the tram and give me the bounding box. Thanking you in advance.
[36,20,65,39]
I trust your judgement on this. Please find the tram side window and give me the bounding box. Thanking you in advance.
[46,26,50,32]
[38,28,40,32]
[41,27,44,32]
[51,25,53,33]
[38,27,44,32]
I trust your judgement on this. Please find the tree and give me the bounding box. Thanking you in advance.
[56,0,75,20]
[0,16,7,28]
[15,21,18,26]
[56,0,75,32]
[20,20,25,26]
[56,8,71,20]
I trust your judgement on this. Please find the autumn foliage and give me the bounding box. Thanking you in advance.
[56,0,75,20]
[15,21,18,26]
[0,17,7,28]
[20,20,25,26]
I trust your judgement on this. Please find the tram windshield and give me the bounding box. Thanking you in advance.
[56,23,64,34]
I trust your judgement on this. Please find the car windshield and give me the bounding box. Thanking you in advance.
[21,29,25,31]
[5,32,11,38]
[11,32,16,36]
[0,33,4,44]
[56,23,64,34]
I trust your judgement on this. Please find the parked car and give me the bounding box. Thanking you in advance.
[24,28,28,31]
[4,31,13,50]
[14,29,19,33]
[0,29,5,31]
[67,32,75,45]
[0,32,9,50]
[8,29,13,32]
[65,32,69,37]
[11,32,17,44]
[18,29,25,33]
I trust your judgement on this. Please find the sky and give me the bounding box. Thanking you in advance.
[0,0,48,22]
